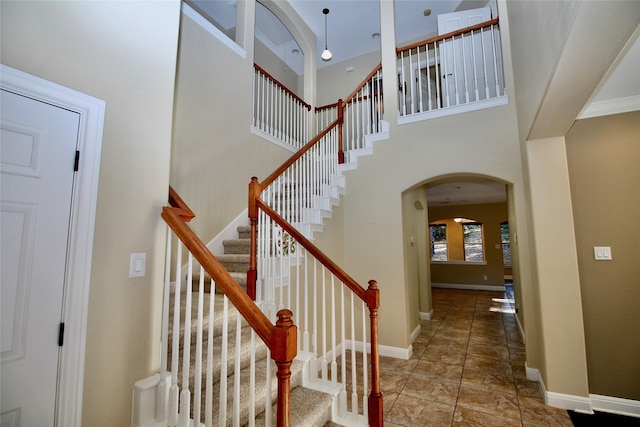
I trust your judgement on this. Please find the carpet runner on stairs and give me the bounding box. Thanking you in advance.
[169,225,334,426]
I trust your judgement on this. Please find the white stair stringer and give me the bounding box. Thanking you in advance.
[339,121,389,172]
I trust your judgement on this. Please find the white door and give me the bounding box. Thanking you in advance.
[1,89,80,426]
[437,7,493,105]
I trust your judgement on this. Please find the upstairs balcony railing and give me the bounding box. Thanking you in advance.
[397,18,505,118]
[315,65,384,163]
[253,64,312,150]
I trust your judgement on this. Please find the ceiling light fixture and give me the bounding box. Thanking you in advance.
[321,8,332,61]
[371,32,380,39]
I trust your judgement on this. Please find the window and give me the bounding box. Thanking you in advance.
[430,224,447,261]
[500,221,511,266]
[429,218,485,263]
[462,223,484,261]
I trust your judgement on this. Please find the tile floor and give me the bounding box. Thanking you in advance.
[379,287,575,427]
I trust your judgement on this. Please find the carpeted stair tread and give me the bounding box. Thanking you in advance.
[254,386,334,427]
[223,238,251,254]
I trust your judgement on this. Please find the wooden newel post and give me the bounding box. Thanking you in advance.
[366,280,384,427]
[273,309,297,427]
[337,99,344,164]
[247,177,260,300]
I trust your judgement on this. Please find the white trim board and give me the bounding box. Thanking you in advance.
[1,64,105,427]
[590,394,640,418]
[431,282,506,292]
[578,95,640,119]
[419,310,434,321]
[523,365,640,418]
[182,2,247,59]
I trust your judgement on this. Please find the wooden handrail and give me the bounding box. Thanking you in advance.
[397,18,499,54]
[343,63,383,106]
[168,186,195,222]
[254,63,312,111]
[255,196,368,302]
[163,188,296,427]
[314,101,339,112]
[258,119,340,191]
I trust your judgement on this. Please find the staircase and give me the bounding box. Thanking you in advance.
[168,278,334,426]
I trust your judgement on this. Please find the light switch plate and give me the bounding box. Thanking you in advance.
[593,246,612,261]
[130,252,146,278]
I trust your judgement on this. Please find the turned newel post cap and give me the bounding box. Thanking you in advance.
[276,309,294,327]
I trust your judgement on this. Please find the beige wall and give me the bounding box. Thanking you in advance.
[0,1,180,425]
[429,203,508,287]
[526,136,589,397]
[316,50,381,107]
[341,101,526,350]
[401,188,430,334]
[171,12,292,243]
[254,37,302,98]
[566,111,640,401]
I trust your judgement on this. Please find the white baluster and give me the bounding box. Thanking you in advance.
[158,230,171,422]
[248,329,256,427]
[233,310,242,427]
[321,267,327,381]
[218,296,229,426]
[205,279,215,427]
[330,275,337,383]
[461,33,469,104]
[350,292,358,414]
[169,242,182,426]
[264,348,272,427]
[339,284,347,415]
[193,267,205,423]
[362,300,368,419]
[491,24,501,97]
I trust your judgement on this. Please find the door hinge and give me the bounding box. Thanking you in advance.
[58,322,65,346]
[74,150,80,172]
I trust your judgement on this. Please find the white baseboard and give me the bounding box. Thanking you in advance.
[410,324,421,344]
[432,282,506,292]
[521,365,640,417]
[590,394,640,418]
[419,310,434,320]
[524,362,539,382]
[379,344,412,360]
[515,312,526,344]
[547,391,593,413]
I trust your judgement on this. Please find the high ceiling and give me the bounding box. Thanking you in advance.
[187,0,639,207]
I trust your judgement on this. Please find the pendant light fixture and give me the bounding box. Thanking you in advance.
[321,8,332,61]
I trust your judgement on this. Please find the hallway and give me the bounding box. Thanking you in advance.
[381,288,574,426]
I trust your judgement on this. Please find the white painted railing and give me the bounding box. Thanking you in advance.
[253,64,312,150]
[342,66,384,155]
[248,122,383,425]
[397,18,505,117]
[314,66,385,163]
[159,188,297,427]
[160,232,276,427]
